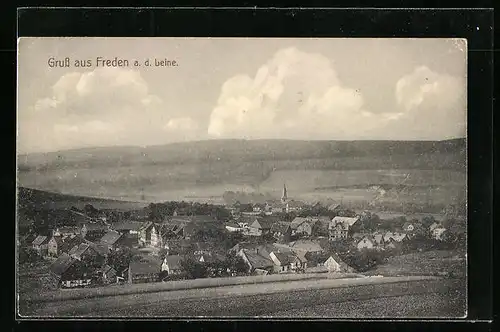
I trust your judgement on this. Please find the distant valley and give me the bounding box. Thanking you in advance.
[17,139,466,209]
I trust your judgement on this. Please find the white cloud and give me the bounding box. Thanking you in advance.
[164,117,199,131]
[389,66,466,140]
[208,47,389,140]
[18,67,200,153]
[208,50,466,141]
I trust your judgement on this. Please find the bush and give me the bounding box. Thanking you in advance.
[340,249,388,272]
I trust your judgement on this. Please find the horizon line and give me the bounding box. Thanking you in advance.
[17,136,467,156]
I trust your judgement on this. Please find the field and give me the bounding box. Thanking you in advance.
[20,277,465,318]
[367,250,466,278]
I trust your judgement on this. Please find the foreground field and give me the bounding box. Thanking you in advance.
[367,250,466,278]
[20,277,465,318]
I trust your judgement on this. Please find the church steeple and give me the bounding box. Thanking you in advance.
[281,183,288,203]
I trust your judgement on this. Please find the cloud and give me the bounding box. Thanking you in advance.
[208,49,466,141]
[208,47,392,140]
[389,66,466,139]
[18,67,199,153]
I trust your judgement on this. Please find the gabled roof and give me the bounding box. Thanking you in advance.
[323,253,354,272]
[32,235,49,246]
[240,249,274,269]
[139,221,155,231]
[286,200,307,208]
[332,216,359,227]
[164,255,183,270]
[225,222,241,228]
[129,257,162,275]
[60,237,85,253]
[271,222,291,234]
[70,243,98,259]
[290,217,308,229]
[357,235,375,245]
[50,253,76,276]
[271,252,294,265]
[327,203,341,211]
[251,218,275,230]
[49,236,63,246]
[100,230,123,246]
[102,264,117,278]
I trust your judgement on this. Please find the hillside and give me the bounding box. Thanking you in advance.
[17,187,146,211]
[16,139,466,206]
[18,138,466,171]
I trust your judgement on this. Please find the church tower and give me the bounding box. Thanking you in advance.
[281,183,288,203]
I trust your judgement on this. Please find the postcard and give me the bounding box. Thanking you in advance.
[16,37,467,318]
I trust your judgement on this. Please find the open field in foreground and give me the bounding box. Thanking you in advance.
[366,250,466,278]
[19,276,465,318]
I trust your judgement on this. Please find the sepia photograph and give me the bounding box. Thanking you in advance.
[16,37,467,318]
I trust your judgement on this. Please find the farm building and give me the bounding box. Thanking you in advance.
[49,253,94,288]
[357,236,375,250]
[237,248,274,274]
[323,254,354,273]
[32,235,50,256]
[128,256,162,284]
[161,255,183,275]
[80,223,109,241]
[101,265,118,284]
[248,218,276,236]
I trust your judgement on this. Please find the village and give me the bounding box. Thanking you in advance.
[18,184,466,291]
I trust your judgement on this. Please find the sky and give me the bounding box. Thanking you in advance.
[17,38,467,154]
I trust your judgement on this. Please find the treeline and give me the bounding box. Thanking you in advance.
[146,201,231,222]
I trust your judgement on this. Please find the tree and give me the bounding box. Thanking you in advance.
[180,257,208,279]
[106,248,133,272]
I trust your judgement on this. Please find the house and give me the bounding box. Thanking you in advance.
[99,230,126,250]
[270,222,292,243]
[161,255,184,275]
[290,217,317,236]
[32,235,50,256]
[69,243,105,268]
[383,231,409,243]
[328,216,359,241]
[329,222,349,241]
[101,264,117,284]
[47,236,64,257]
[128,256,162,284]
[51,226,80,239]
[49,253,93,288]
[431,225,447,240]
[138,221,155,247]
[402,222,416,232]
[269,251,297,273]
[323,254,354,273]
[313,216,331,236]
[47,235,84,257]
[285,200,307,213]
[80,223,109,241]
[357,236,375,250]
[237,248,274,274]
[225,222,243,232]
[248,218,276,236]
